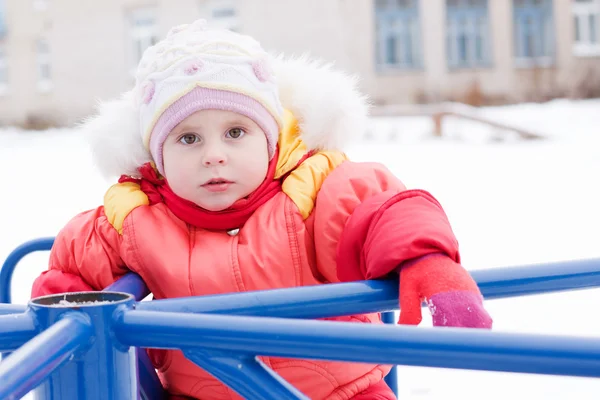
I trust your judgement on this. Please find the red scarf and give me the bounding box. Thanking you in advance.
[119,150,282,231]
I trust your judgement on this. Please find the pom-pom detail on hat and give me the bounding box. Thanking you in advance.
[141,81,155,104]
[252,58,271,82]
[183,60,204,75]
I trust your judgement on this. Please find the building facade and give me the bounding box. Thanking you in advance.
[0,0,598,126]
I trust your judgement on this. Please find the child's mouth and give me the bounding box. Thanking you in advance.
[202,179,233,192]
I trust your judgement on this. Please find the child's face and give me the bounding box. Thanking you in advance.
[162,109,270,211]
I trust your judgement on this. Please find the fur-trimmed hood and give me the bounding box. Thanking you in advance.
[83,55,370,180]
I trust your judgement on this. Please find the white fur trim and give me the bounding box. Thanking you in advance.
[82,90,151,179]
[274,54,370,152]
[83,56,369,180]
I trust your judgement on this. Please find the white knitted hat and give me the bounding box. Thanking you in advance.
[133,19,284,174]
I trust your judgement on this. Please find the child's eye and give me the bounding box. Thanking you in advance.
[179,134,199,145]
[226,128,245,139]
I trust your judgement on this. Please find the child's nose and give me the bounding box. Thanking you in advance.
[202,151,227,166]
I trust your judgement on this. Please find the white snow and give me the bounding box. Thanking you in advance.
[1,98,599,399]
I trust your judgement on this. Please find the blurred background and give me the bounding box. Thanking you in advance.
[0,0,599,127]
[1,1,600,399]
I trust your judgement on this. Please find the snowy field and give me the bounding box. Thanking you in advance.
[1,99,599,399]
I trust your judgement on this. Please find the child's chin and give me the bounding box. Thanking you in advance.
[196,199,236,212]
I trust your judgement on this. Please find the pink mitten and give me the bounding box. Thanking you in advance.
[398,254,492,328]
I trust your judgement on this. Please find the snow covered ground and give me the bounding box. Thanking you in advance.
[1,99,599,399]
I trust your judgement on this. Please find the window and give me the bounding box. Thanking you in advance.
[446,0,491,69]
[513,0,554,67]
[0,43,7,95]
[375,0,422,70]
[204,0,238,32]
[36,39,51,92]
[573,0,600,57]
[0,0,6,38]
[128,8,158,75]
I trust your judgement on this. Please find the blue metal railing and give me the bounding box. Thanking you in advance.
[0,237,55,304]
[0,239,164,400]
[0,238,401,398]
[1,238,600,399]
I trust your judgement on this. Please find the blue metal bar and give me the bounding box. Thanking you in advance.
[136,347,167,400]
[0,315,93,400]
[3,240,599,311]
[104,274,165,400]
[130,257,600,399]
[137,280,398,317]
[0,303,26,315]
[138,258,600,318]
[104,272,150,301]
[115,310,600,379]
[2,234,599,400]
[0,311,38,352]
[0,237,54,303]
[29,291,139,400]
[381,311,398,395]
[184,349,309,400]
[471,258,600,299]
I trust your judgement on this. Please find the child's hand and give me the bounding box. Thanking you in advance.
[397,254,493,328]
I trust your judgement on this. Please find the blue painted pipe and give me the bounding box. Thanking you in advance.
[0,237,54,303]
[0,304,26,315]
[2,235,600,400]
[137,279,398,317]
[115,310,600,379]
[381,311,398,395]
[104,272,150,301]
[28,291,139,400]
[136,347,167,400]
[104,274,166,400]
[471,257,600,299]
[0,268,163,399]
[0,311,37,352]
[137,258,600,318]
[0,315,92,400]
[184,349,309,400]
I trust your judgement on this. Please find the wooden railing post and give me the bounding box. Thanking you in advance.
[433,112,444,137]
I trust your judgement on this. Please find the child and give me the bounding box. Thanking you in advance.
[31,19,492,400]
